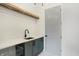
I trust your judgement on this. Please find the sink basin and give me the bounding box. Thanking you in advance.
[24,37,34,40]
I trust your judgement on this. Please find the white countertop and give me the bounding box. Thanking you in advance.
[0,35,44,50]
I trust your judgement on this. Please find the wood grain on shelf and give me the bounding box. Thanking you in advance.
[0,3,39,19]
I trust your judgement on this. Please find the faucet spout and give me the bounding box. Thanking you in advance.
[24,29,29,38]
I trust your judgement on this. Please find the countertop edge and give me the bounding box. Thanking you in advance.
[0,36,44,50]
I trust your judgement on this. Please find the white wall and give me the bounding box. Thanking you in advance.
[36,4,45,37]
[62,3,79,56]
[43,3,62,9]
[17,3,39,15]
[0,3,45,42]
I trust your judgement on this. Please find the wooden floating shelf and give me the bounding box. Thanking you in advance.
[0,3,39,19]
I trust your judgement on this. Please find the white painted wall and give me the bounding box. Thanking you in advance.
[18,3,45,37]
[62,3,79,56]
[36,4,45,37]
[43,3,62,9]
[0,3,45,43]
[17,3,39,15]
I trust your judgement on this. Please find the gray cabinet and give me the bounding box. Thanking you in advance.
[0,37,44,56]
[0,46,16,56]
[37,38,44,54]
[32,40,38,56]
[25,41,33,56]
[0,48,10,56]
[8,46,16,56]
[25,37,44,56]
[32,37,44,56]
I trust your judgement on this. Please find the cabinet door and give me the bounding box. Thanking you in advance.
[0,48,9,56]
[37,38,44,53]
[45,6,61,55]
[0,46,16,56]
[32,37,44,56]
[25,41,33,56]
[32,40,38,56]
[8,46,16,56]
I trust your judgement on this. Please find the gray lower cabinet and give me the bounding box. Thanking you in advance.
[32,37,44,56]
[8,46,16,56]
[37,38,44,54]
[0,46,16,56]
[25,37,44,56]
[0,37,44,56]
[32,40,39,56]
[25,41,33,56]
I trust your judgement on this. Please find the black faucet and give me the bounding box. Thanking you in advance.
[24,29,29,38]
